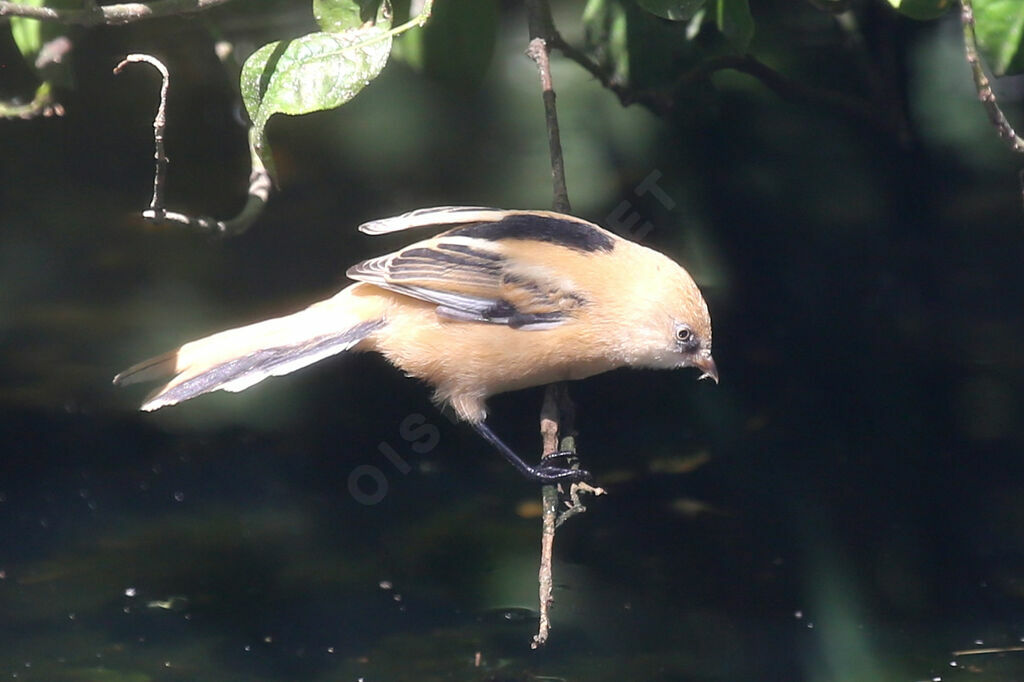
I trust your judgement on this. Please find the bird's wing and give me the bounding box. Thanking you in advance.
[348,213,611,330]
[357,207,618,254]
[358,206,505,234]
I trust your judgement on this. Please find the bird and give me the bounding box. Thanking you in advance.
[113,207,717,483]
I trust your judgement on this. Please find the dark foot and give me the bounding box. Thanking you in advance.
[470,420,594,485]
[541,449,580,467]
[526,462,593,484]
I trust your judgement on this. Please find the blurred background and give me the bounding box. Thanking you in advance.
[3,0,1024,680]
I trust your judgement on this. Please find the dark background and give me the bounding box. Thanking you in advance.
[3,1,1024,680]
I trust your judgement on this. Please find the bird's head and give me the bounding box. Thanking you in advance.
[669,311,717,383]
[623,251,717,383]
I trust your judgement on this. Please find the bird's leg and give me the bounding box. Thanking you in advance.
[471,421,592,483]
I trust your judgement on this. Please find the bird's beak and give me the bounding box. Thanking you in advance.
[694,352,719,384]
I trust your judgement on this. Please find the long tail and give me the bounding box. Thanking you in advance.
[114,283,387,411]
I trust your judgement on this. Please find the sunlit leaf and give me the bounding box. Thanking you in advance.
[240,1,393,173]
[715,0,754,53]
[584,0,706,95]
[314,0,380,32]
[973,0,1024,75]
[635,0,706,22]
[686,8,706,40]
[9,0,46,59]
[886,0,955,21]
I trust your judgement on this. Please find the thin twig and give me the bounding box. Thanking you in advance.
[114,53,270,236]
[534,385,562,648]
[960,0,1024,153]
[677,54,896,132]
[524,0,570,213]
[0,0,232,27]
[526,37,570,214]
[547,34,666,112]
[557,471,606,528]
[114,54,169,217]
[549,34,902,135]
[525,0,577,649]
[0,82,64,119]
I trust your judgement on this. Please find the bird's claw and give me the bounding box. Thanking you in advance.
[533,449,592,483]
[541,449,579,466]
[530,462,592,484]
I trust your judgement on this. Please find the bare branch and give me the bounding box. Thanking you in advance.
[547,34,668,112]
[525,0,570,214]
[549,34,903,136]
[0,0,233,27]
[114,53,269,237]
[960,0,1024,153]
[534,384,562,649]
[142,161,271,236]
[527,38,571,215]
[115,54,169,216]
[678,54,899,132]
[0,82,64,119]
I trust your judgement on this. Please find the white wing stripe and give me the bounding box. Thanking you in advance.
[358,206,505,234]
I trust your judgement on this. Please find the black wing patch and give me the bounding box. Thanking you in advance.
[446,213,615,253]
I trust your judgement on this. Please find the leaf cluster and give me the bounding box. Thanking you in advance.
[2,0,1024,186]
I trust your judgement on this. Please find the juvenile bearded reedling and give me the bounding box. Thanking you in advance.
[114,207,717,483]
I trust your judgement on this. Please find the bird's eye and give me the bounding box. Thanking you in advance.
[676,326,693,344]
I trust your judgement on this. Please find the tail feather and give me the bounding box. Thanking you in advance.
[113,350,179,387]
[114,284,386,411]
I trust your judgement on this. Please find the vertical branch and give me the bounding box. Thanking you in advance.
[525,0,571,649]
[534,385,563,647]
[534,383,586,647]
[524,0,605,649]
[526,36,570,214]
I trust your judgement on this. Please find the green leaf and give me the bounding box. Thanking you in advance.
[240,1,393,173]
[10,0,46,59]
[392,0,497,87]
[584,0,706,94]
[635,0,706,22]
[583,0,631,85]
[686,8,706,40]
[8,0,77,89]
[314,0,380,32]
[886,0,955,21]
[973,0,1024,75]
[714,0,754,53]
